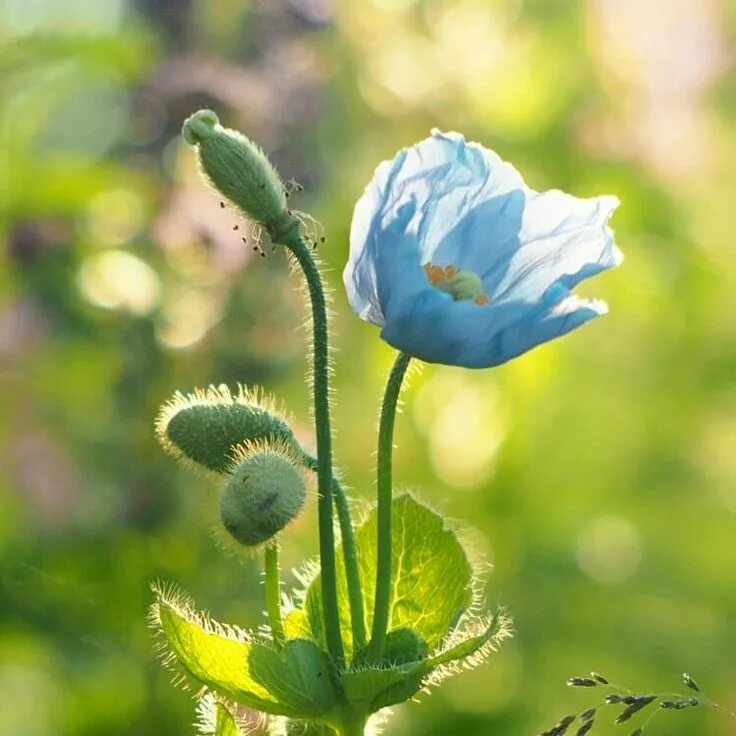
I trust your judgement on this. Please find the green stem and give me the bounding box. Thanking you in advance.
[264,543,284,646]
[368,351,411,659]
[277,226,344,666]
[303,453,366,653]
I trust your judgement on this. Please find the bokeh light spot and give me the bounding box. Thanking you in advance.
[85,189,144,247]
[415,371,505,490]
[156,287,224,350]
[577,515,642,584]
[77,250,161,316]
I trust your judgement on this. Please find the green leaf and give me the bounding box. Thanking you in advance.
[352,627,429,670]
[341,614,510,713]
[195,694,244,736]
[305,494,473,659]
[214,702,240,736]
[424,611,510,670]
[344,628,430,712]
[284,609,314,641]
[153,593,338,719]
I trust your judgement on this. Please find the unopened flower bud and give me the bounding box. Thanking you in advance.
[220,443,306,547]
[155,384,297,473]
[182,109,293,238]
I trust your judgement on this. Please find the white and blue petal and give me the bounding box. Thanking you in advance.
[344,130,622,368]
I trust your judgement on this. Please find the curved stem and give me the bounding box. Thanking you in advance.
[278,227,344,666]
[303,452,366,652]
[264,543,284,646]
[368,351,411,659]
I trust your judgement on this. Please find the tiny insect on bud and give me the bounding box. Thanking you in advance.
[219,442,307,547]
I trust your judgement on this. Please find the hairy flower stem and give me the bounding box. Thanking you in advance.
[303,453,366,652]
[264,543,284,646]
[368,351,411,659]
[277,223,344,667]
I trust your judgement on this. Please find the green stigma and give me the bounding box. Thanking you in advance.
[423,263,489,305]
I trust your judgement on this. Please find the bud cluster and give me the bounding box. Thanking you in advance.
[156,384,308,547]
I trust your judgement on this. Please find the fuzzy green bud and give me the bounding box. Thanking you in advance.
[220,445,306,547]
[182,109,293,237]
[156,385,298,473]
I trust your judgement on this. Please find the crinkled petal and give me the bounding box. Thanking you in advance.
[345,130,622,368]
[381,283,607,368]
[345,130,524,326]
[482,285,609,368]
[489,191,621,303]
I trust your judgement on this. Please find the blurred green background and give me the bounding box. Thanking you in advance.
[1,0,735,734]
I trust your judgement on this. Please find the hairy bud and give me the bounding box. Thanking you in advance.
[155,384,297,473]
[182,109,293,238]
[220,443,307,547]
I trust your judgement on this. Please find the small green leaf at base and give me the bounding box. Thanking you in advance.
[346,628,430,712]
[425,610,511,673]
[214,703,240,736]
[195,694,245,736]
[151,588,338,720]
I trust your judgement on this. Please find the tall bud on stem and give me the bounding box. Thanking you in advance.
[182,110,346,666]
[182,109,293,240]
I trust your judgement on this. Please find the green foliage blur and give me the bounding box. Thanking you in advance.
[1,1,735,734]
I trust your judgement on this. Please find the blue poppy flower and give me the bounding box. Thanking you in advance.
[344,130,622,368]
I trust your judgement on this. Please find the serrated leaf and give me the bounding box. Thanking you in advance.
[154,596,337,719]
[305,494,473,658]
[425,611,508,669]
[195,693,243,736]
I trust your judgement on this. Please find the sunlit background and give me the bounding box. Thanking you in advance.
[1,0,735,734]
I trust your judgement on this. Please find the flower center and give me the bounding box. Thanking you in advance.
[423,263,489,305]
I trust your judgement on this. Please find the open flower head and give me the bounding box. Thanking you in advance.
[344,130,622,368]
